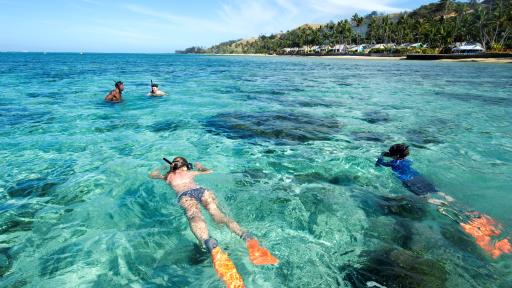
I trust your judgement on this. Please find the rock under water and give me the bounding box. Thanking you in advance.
[407,128,443,146]
[204,111,343,144]
[358,193,428,220]
[342,248,448,288]
[6,177,61,198]
[149,119,182,133]
[351,131,388,143]
[361,111,391,124]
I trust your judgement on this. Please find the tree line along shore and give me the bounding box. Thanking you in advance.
[177,0,512,57]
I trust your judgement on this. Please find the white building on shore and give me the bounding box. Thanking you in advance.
[452,42,485,54]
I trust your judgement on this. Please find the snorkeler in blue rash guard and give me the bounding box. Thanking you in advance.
[376,144,453,204]
[376,144,512,259]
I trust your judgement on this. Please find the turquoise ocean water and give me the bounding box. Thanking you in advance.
[0,53,511,287]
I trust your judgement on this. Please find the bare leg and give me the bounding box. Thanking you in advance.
[202,190,245,237]
[438,192,454,202]
[180,197,209,242]
[426,191,455,206]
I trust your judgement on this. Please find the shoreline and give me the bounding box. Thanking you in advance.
[209,53,404,60]
[207,53,511,63]
[439,58,512,63]
[312,55,404,60]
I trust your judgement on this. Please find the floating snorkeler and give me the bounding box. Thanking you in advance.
[104,80,124,102]
[149,157,278,288]
[148,80,166,96]
[376,143,511,258]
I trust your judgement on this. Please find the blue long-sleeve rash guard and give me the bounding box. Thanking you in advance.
[376,156,419,181]
[376,156,438,196]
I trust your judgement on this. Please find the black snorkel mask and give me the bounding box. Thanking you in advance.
[163,157,193,170]
[151,80,158,88]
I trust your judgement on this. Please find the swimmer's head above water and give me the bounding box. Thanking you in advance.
[150,80,160,94]
[163,156,194,172]
[114,81,124,92]
[383,143,409,159]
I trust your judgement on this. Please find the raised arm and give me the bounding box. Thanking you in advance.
[193,162,213,174]
[375,155,393,167]
[149,167,166,179]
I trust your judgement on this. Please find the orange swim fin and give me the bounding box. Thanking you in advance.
[246,239,279,265]
[460,214,512,258]
[211,247,245,288]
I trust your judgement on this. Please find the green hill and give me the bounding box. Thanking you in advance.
[179,0,511,54]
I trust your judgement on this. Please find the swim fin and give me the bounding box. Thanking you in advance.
[460,214,512,258]
[246,239,279,265]
[211,246,245,288]
[493,238,512,257]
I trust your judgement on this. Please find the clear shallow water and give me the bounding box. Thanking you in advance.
[0,53,511,287]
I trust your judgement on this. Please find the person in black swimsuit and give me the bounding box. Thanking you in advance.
[149,156,278,286]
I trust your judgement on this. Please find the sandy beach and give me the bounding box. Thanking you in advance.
[210,53,511,63]
[314,55,404,60]
[211,54,405,60]
[440,58,512,63]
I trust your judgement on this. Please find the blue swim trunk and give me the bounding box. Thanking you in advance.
[402,176,438,196]
[177,187,207,203]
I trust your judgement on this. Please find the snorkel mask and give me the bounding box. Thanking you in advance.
[163,157,193,171]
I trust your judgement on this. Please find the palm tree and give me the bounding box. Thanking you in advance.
[439,0,452,20]
[381,15,391,43]
[351,13,364,44]
[367,17,378,44]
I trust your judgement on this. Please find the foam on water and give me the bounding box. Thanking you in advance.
[0,53,511,287]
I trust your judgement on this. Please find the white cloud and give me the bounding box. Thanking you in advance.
[117,0,411,50]
[217,1,286,36]
[213,0,407,37]
[123,4,226,33]
[305,0,403,15]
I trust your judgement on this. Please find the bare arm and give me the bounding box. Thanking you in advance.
[105,90,121,102]
[104,91,114,101]
[149,168,165,179]
[193,163,213,175]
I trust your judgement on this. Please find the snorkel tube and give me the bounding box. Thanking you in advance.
[163,157,193,171]
[113,80,123,88]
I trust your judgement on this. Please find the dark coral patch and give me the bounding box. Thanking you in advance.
[361,111,391,124]
[342,248,447,288]
[204,111,343,144]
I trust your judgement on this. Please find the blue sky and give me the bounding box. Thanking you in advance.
[0,0,434,52]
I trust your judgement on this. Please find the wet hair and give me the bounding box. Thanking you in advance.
[169,157,193,172]
[151,83,158,88]
[384,143,410,159]
[114,81,123,88]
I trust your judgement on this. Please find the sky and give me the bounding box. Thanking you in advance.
[0,0,434,53]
